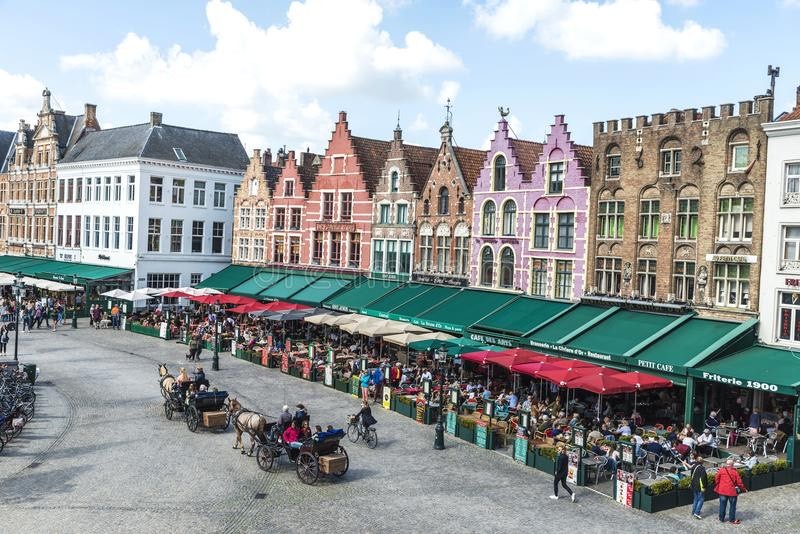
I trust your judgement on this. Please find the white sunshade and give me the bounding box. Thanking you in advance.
[304,313,337,325]
[352,319,430,337]
[101,288,131,298]
[0,273,17,286]
[383,332,427,346]
[325,313,371,327]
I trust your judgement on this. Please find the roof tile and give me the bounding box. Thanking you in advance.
[452,146,486,189]
[351,136,391,193]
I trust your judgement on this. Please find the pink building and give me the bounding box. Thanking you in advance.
[270,150,319,266]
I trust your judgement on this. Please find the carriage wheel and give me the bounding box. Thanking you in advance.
[256,445,275,472]
[332,446,349,477]
[186,406,199,432]
[164,401,174,420]
[296,452,319,485]
[346,423,360,443]
[365,428,378,450]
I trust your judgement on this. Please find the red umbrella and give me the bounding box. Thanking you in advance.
[537,366,599,386]
[460,350,497,365]
[509,361,561,378]
[485,349,551,370]
[614,371,673,390]
[159,290,194,298]
[261,301,311,312]
[190,294,258,305]
[565,371,631,395]
[548,359,598,370]
[227,302,274,314]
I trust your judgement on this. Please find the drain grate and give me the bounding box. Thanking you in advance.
[28,462,42,469]
[254,493,266,500]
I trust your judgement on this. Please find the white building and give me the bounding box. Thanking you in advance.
[760,88,800,347]
[54,112,248,290]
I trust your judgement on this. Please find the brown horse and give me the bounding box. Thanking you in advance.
[228,398,269,456]
[159,363,175,399]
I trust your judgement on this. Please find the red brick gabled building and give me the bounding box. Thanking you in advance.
[302,112,389,272]
[270,149,319,266]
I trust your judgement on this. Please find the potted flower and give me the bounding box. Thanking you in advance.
[704,471,719,502]
[676,474,693,506]
[736,467,751,491]
[457,416,475,443]
[748,462,772,491]
[639,478,677,513]
[535,446,557,475]
[770,459,791,486]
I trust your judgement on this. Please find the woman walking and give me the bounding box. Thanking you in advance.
[550,445,576,502]
[715,457,746,524]
[0,326,8,354]
[685,452,707,519]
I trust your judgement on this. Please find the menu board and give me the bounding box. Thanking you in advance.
[514,437,528,463]
[324,365,333,386]
[567,447,580,484]
[615,470,634,507]
[446,411,456,435]
[301,358,312,380]
[475,422,488,448]
[382,386,391,410]
[280,353,289,373]
[573,429,585,448]
[621,443,634,464]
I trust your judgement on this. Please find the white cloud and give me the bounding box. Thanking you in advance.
[783,0,800,7]
[60,0,462,151]
[0,69,45,131]
[409,112,428,131]
[667,0,700,6]
[472,0,725,60]
[437,80,460,105]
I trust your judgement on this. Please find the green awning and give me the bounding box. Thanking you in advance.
[365,283,433,317]
[525,304,608,344]
[229,271,287,297]
[413,289,518,333]
[259,272,320,300]
[0,255,131,284]
[470,296,571,337]
[568,310,678,356]
[391,286,460,319]
[323,278,402,313]
[289,277,353,307]
[195,264,260,291]
[690,345,800,396]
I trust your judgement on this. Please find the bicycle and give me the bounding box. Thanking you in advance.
[346,415,378,449]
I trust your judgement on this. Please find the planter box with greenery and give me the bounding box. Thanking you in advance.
[535,446,556,475]
[130,323,160,338]
[334,377,349,393]
[676,476,693,506]
[457,416,475,443]
[526,442,537,468]
[638,479,676,513]
[771,460,792,486]
[395,396,415,419]
[704,473,719,502]
[748,463,772,491]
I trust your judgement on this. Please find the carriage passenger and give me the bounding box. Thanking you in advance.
[176,368,191,385]
[185,384,197,405]
[282,420,303,449]
[293,403,308,424]
[277,405,293,431]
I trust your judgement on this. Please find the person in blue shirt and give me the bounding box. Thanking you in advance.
[507,392,519,409]
[359,370,370,403]
[371,367,383,404]
[482,388,492,401]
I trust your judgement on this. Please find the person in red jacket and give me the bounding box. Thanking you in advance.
[715,458,746,524]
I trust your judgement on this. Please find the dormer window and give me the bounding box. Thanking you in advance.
[173,147,187,161]
[249,178,258,196]
[284,180,295,197]
[493,155,506,191]
[390,171,399,193]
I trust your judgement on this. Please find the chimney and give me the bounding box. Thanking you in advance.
[252,148,261,165]
[265,148,272,165]
[149,112,162,127]
[796,85,800,107]
[84,103,98,129]
[338,111,347,123]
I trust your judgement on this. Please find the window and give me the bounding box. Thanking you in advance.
[676,199,699,240]
[191,221,204,253]
[65,216,73,247]
[212,222,224,254]
[94,177,101,200]
[113,216,120,249]
[372,240,384,273]
[731,144,749,171]
[501,200,516,236]
[193,181,206,206]
[254,208,266,230]
[399,241,411,275]
[273,236,285,263]
[312,232,323,264]
[386,240,397,273]
[777,292,800,342]
[396,204,408,224]
[58,180,65,202]
[673,261,695,302]
[274,208,285,230]
[454,236,469,276]
[458,196,465,215]
[147,218,161,252]
[104,177,112,201]
[249,179,258,196]
[284,180,295,197]
[290,208,301,230]
[423,199,430,216]
[349,233,361,268]
[554,260,573,300]
[420,235,433,271]
[239,207,251,229]
[253,238,264,261]
[114,176,122,201]
[289,237,300,264]
[377,204,389,224]
[76,178,82,202]
[607,151,621,178]
[715,263,750,308]
[146,273,181,289]
[75,215,81,246]
[436,235,451,272]
[238,238,250,260]
[340,192,353,222]
[322,193,334,220]
[556,213,574,250]
[84,217,91,247]
[639,200,660,239]
[86,178,92,201]
[190,273,202,285]
[785,163,800,200]
[438,187,449,215]
[480,247,494,286]
[482,201,496,236]
[172,178,185,204]
[660,147,682,175]
[213,183,226,208]
[66,179,74,202]
[528,259,547,297]
[783,227,800,269]
[637,259,657,298]
[390,171,399,193]
[499,248,514,289]
[127,176,136,201]
[493,155,506,191]
[597,201,624,239]
[94,216,101,248]
[149,176,163,202]
[173,147,187,161]
[595,257,622,295]
[329,232,341,266]
[170,220,183,253]
[717,197,753,241]
[533,213,549,249]
[126,217,134,250]
[103,216,110,248]
[548,162,564,194]
[57,215,63,246]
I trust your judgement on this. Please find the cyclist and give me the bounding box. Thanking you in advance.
[356,400,377,431]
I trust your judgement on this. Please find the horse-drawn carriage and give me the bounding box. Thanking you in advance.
[159,364,229,432]
[255,428,349,485]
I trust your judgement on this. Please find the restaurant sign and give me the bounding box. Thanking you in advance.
[637,359,679,374]
[527,340,615,362]
[9,208,25,215]
[698,371,780,393]
[705,254,757,264]
[315,222,356,233]
[468,332,515,348]
[411,317,463,333]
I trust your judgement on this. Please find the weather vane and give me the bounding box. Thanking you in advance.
[767,64,780,96]
[445,98,453,124]
[498,106,510,118]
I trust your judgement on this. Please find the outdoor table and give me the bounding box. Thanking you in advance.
[581,456,606,485]
[703,456,727,467]
[659,461,682,473]
[637,477,660,487]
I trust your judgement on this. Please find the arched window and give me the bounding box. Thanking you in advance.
[480,247,494,286]
[457,196,465,214]
[606,145,621,178]
[423,199,430,215]
[482,201,496,236]
[493,155,506,191]
[499,248,514,289]
[438,187,449,215]
[501,200,516,236]
[390,171,399,192]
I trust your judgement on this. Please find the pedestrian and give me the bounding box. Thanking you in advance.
[685,452,707,519]
[359,369,370,403]
[50,305,58,332]
[715,457,746,524]
[0,326,8,354]
[111,303,120,330]
[550,444,576,502]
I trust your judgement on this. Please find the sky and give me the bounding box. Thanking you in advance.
[1,0,799,155]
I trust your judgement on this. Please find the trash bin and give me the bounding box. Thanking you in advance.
[23,363,37,384]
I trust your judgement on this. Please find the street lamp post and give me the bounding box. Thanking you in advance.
[12,272,24,361]
[212,320,221,371]
[433,343,447,450]
[71,274,78,329]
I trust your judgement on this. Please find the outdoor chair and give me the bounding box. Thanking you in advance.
[644,451,662,474]
[584,455,609,485]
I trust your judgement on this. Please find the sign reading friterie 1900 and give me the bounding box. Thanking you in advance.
[699,371,780,392]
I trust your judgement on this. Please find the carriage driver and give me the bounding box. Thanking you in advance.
[277,405,293,431]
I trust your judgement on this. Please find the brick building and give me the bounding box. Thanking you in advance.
[0,88,99,257]
[302,112,388,273]
[470,114,591,298]
[413,118,485,286]
[370,122,437,280]
[588,95,773,320]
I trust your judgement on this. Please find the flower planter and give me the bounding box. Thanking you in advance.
[748,472,772,491]
[704,486,719,502]
[251,353,262,365]
[513,437,529,464]
[457,420,475,443]
[334,378,349,393]
[535,450,555,475]
[772,468,793,486]
[525,447,537,468]
[638,490,677,513]
[289,366,301,378]
[395,398,415,419]
[676,488,693,507]
[422,404,439,425]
